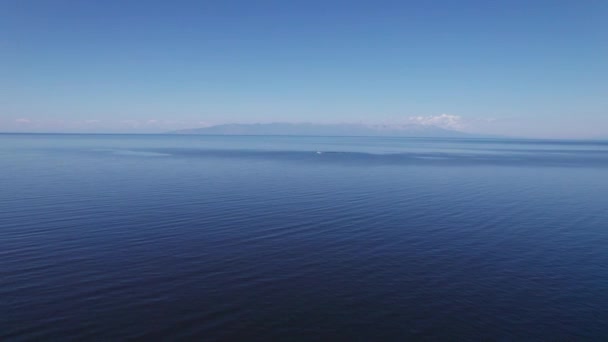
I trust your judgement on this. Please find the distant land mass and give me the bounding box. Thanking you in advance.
[169,123,483,138]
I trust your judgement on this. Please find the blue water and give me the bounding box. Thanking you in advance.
[2,134,608,340]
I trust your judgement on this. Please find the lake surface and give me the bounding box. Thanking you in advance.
[2,134,608,340]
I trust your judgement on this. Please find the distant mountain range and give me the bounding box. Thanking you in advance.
[170,123,481,138]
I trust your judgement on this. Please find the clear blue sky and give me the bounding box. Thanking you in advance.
[2,0,607,137]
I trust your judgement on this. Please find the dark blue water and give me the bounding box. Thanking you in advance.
[2,134,608,340]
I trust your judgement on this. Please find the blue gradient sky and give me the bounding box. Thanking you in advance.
[2,0,607,137]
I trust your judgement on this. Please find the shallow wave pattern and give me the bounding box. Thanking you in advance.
[2,134,608,340]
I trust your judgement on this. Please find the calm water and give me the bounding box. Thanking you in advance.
[2,134,608,340]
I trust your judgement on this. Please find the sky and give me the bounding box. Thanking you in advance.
[1,0,607,138]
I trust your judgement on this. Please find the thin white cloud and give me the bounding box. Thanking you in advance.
[405,114,464,130]
[15,118,32,124]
